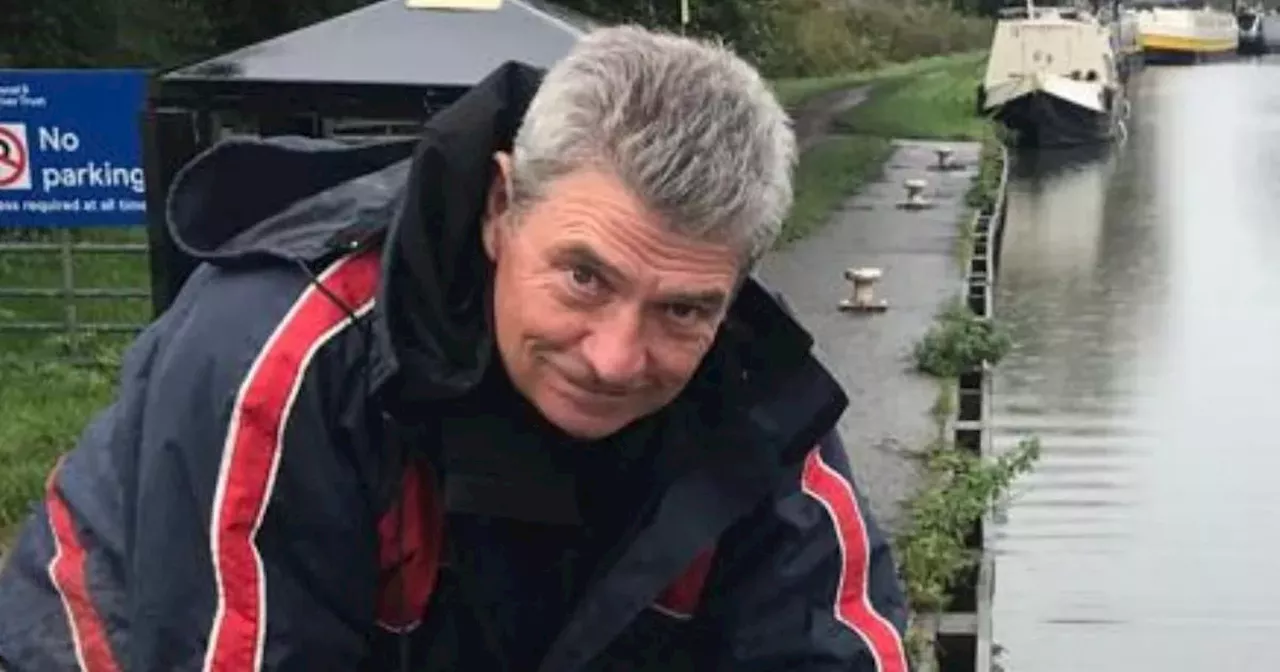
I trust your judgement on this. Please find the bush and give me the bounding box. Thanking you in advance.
[763,0,993,77]
[965,131,1005,212]
[912,302,1013,377]
[896,436,1041,617]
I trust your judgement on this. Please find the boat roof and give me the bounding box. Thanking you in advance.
[160,0,597,88]
[997,5,1093,20]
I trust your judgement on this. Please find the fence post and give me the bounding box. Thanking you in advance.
[58,229,78,349]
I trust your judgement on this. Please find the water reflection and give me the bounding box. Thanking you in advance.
[991,62,1280,671]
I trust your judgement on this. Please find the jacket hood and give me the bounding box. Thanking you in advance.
[164,130,416,265]
[164,63,541,406]
[162,61,839,440]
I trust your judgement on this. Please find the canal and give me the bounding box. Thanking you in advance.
[991,61,1280,670]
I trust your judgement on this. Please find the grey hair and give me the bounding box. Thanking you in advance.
[510,25,797,266]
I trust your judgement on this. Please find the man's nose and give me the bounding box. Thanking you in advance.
[580,308,647,387]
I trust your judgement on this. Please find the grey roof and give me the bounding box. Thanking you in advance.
[164,0,595,87]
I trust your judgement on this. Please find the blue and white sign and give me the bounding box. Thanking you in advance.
[0,69,149,228]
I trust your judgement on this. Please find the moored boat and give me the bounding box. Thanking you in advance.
[1134,1,1238,63]
[980,3,1127,148]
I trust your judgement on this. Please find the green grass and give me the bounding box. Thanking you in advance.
[772,51,987,109]
[836,53,990,141]
[775,135,894,248]
[0,229,145,537]
[0,356,119,537]
[772,51,990,246]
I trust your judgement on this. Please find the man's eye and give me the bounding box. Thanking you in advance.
[570,265,598,287]
[665,303,706,325]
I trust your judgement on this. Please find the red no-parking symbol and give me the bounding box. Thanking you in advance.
[0,123,32,190]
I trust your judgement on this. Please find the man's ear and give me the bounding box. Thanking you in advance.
[482,151,514,262]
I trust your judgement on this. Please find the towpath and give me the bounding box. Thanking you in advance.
[764,91,978,530]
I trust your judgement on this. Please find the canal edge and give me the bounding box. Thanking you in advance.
[909,138,1040,672]
[968,141,1011,672]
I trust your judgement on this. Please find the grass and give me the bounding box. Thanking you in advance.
[773,51,990,247]
[0,354,120,537]
[0,229,145,540]
[775,135,894,248]
[790,50,1001,270]
[771,51,988,109]
[836,53,990,141]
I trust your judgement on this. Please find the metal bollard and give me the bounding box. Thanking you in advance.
[899,178,932,210]
[838,267,889,313]
[933,147,961,171]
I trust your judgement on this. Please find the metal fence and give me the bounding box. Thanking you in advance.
[0,229,151,347]
[0,230,149,332]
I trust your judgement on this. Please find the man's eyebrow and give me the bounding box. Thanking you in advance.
[554,243,729,309]
[556,244,625,282]
[660,289,728,310]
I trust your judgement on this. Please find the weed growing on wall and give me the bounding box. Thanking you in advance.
[895,136,1040,670]
[912,301,1014,378]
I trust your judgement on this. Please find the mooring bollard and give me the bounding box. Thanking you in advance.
[838,267,889,313]
[899,178,932,210]
[934,147,958,171]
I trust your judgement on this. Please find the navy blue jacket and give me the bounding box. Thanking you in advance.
[0,63,909,672]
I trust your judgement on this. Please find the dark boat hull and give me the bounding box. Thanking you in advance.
[992,90,1117,149]
[1142,47,1238,65]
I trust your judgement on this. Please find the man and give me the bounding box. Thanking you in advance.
[0,26,909,672]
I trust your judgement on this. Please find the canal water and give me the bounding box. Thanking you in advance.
[990,61,1280,670]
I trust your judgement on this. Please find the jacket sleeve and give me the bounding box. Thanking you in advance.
[0,254,389,672]
[123,256,389,672]
[702,430,911,672]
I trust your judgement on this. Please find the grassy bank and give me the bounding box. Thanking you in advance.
[0,230,143,544]
[836,53,990,141]
[781,49,1003,264]
[776,135,894,247]
[772,51,987,110]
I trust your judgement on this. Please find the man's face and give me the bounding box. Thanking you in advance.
[483,154,741,440]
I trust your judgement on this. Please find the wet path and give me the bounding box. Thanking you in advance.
[760,140,977,531]
[991,61,1280,670]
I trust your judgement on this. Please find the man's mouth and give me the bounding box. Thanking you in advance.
[561,376,631,400]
